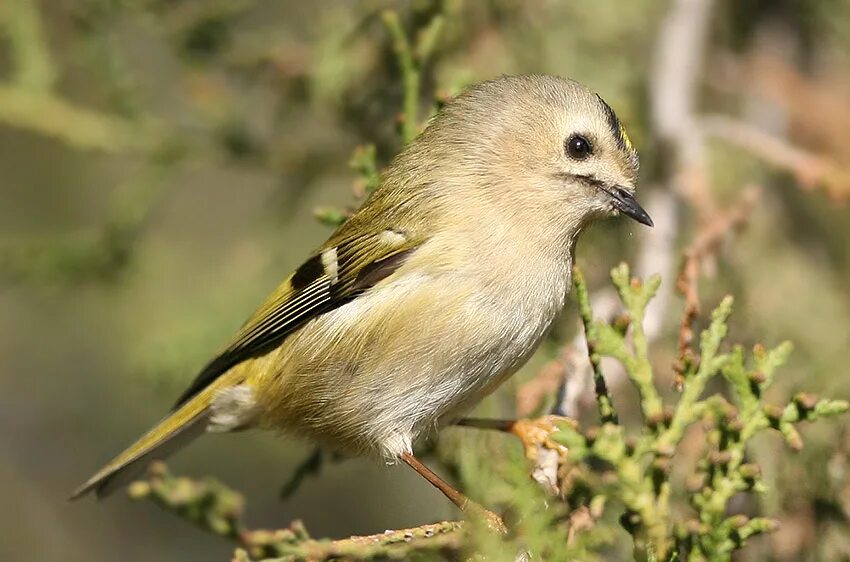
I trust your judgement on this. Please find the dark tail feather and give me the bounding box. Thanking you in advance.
[70,412,208,500]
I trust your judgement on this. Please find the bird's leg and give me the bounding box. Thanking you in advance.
[454,417,517,431]
[399,452,507,534]
[456,416,572,445]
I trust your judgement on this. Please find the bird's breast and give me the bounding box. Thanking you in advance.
[250,242,572,457]
[461,253,571,386]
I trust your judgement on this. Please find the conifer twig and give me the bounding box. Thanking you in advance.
[573,266,619,425]
[130,462,465,561]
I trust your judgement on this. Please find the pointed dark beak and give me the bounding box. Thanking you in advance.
[608,186,653,227]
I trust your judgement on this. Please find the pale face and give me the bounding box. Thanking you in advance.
[544,93,652,227]
[402,75,653,233]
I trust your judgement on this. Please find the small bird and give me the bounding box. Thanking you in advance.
[72,75,651,527]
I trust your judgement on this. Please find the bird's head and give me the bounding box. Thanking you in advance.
[410,75,652,241]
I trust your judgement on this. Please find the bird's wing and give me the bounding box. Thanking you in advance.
[172,228,423,408]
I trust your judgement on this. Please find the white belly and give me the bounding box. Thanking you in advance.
[251,258,572,460]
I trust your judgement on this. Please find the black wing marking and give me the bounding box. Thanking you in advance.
[172,233,420,408]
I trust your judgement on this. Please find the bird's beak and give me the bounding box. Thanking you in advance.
[606,186,653,227]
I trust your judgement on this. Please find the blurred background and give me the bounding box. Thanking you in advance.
[1,0,849,560]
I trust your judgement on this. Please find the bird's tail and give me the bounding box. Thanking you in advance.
[70,385,216,500]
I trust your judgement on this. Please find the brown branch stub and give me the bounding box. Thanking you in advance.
[673,186,761,386]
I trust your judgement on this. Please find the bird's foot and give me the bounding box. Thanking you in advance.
[509,415,573,462]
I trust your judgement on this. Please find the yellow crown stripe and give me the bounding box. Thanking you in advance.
[619,124,634,153]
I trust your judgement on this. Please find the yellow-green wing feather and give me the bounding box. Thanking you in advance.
[71,227,423,499]
[173,228,423,407]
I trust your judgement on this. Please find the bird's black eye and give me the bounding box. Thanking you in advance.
[565,135,593,160]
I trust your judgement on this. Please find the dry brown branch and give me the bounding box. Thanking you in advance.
[701,114,850,201]
[673,186,761,384]
[632,0,716,391]
[713,48,850,169]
